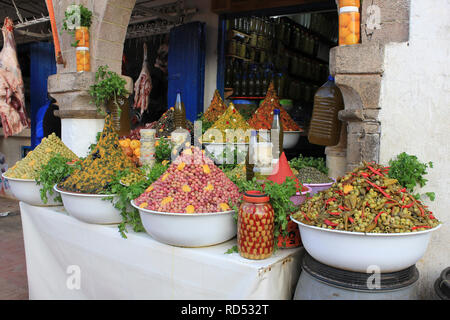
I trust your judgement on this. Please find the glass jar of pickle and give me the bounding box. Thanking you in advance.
[76,47,90,72]
[140,129,156,171]
[227,39,237,56]
[339,5,360,45]
[238,191,274,260]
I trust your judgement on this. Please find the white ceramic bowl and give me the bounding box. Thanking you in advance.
[131,200,237,247]
[2,173,61,206]
[303,178,336,195]
[203,142,248,164]
[283,131,302,149]
[55,185,122,224]
[291,216,441,273]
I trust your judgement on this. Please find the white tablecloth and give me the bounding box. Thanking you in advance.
[20,202,303,300]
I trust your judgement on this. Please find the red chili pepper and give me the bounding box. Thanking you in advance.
[400,188,406,193]
[365,179,391,198]
[328,211,341,216]
[419,206,425,217]
[348,217,354,224]
[367,165,384,177]
[338,205,350,211]
[337,190,344,196]
[359,172,370,178]
[325,197,337,206]
[401,195,406,203]
[373,211,384,224]
[401,202,414,209]
[411,225,431,230]
[324,219,338,227]
[300,211,310,221]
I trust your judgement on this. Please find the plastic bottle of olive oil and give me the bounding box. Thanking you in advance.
[174,91,186,130]
[308,76,344,146]
[271,108,284,159]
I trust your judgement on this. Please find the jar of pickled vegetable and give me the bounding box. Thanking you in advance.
[338,0,360,8]
[140,129,156,170]
[238,191,274,260]
[339,5,360,45]
[228,39,237,56]
[76,47,90,72]
[75,26,89,47]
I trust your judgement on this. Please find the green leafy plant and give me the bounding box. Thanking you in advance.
[225,176,298,254]
[105,163,169,238]
[289,155,328,175]
[388,152,435,201]
[89,65,128,116]
[62,4,92,47]
[155,137,173,162]
[35,154,79,204]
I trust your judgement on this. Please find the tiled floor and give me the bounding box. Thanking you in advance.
[0,197,28,300]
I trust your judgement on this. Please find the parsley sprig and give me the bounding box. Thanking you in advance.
[89,65,128,116]
[35,154,79,204]
[289,155,328,175]
[104,163,169,238]
[388,152,435,201]
[225,176,298,254]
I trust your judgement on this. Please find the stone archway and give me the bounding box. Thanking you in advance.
[329,0,410,171]
[47,0,136,156]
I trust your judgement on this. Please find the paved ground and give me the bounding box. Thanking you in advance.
[0,197,28,300]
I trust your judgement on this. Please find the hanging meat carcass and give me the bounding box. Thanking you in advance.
[0,17,30,138]
[133,43,152,115]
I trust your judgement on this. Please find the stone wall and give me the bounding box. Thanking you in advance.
[378,0,450,299]
[330,0,410,171]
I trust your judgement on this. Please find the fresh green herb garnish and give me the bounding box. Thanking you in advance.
[388,152,435,201]
[289,155,328,175]
[62,4,92,47]
[35,154,78,204]
[227,176,298,252]
[104,163,169,238]
[89,65,128,116]
[155,137,172,162]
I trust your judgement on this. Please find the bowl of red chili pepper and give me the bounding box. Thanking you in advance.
[290,162,442,273]
[290,217,441,273]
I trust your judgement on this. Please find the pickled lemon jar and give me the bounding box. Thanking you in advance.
[238,191,274,260]
[76,47,90,72]
[339,5,360,45]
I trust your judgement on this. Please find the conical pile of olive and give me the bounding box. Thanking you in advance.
[5,133,78,179]
[292,162,440,233]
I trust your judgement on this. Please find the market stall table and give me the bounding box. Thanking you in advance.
[20,202,303,299]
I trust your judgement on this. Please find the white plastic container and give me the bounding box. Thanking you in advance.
[55,185,122,224]
[283,131,302,149]
[3,173,61,206]
[291,216,442,273]
[131,200,236,247]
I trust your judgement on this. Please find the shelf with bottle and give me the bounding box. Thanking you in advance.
[278,16,337,47]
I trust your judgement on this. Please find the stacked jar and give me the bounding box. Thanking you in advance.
[139,129,156,171]
[75,26,90,72]
[238,191,274,260]
[339,0,360,45]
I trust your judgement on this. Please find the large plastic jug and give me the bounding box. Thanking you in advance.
[308,76,344,146]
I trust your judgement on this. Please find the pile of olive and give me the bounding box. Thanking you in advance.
[120,171,146,186]
[292,162,440,233]
[5,133,77,180]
